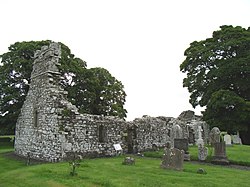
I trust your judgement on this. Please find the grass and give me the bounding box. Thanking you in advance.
[144,144,250,166]
[0,142,250,187]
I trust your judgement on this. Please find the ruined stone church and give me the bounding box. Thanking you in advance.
[15,43,209,162]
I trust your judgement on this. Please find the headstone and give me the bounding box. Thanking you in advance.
[209,127,221,146]
[232,135,242,145]
[198,144,208,161]
[172,124,183,139]
[196,126,204,146]
[122,157,135,165]
[224,135,232,146]
[174,138,190,161]
[211,142,229,165]
[161,147,184,171]
[188,128,195,144]
[197,168,207,174]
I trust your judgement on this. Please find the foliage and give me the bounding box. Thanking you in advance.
[180,25,250,132]
[203,90,250,131]
[0,41,51,135]
[0,41,127,134]
[67,153,81,176]
[71,67,127,118]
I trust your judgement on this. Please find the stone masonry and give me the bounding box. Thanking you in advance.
[15,43,209,162]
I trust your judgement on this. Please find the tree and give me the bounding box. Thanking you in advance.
[68,67,127,118]
[203,90,250,132]
[180,25,250,132]
[0,41,127,135]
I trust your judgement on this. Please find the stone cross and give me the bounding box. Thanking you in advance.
[196,126,204,146]
[198,126,203,139]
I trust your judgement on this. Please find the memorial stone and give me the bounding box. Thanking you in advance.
[224,135,232,146]
[174,138,190,161]
[211,142,229,165]
[232,135,242,145]
[161,146,184,171]
[209,127,221,146]
[198,144,208,161]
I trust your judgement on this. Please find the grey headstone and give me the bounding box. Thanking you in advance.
[161,147,184,171]
[174,139,188,152]
[209,127,221,146]
[232,135,242,144]
[198,145,208,161]
[174,138,190,161]
[224,135,232,146]
[211,142,229,165]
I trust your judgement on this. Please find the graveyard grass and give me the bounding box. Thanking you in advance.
[144,145,250,166]
[1,143,250,187]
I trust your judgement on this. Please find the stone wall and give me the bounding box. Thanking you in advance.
[15,42,209,162]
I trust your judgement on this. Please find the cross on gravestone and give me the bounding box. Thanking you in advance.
[196,126,204,146]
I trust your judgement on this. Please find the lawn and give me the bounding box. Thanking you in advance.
[0,142,250,187]
[144,144,250,166]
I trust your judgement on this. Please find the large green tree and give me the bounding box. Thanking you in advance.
[180,25,250,132]
[0,41,127,135]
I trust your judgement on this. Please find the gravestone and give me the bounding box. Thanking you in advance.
[172,124,183,139]
[174,138,190,161]
[209,127,221,146]
[196,126,204,146]
[122,157,135,165]
[161,147,184,171]
[188,128,195,144]
[224,135,232,146]
[232,135,242,145]
[211,142,229,165]
[198,144,208,161]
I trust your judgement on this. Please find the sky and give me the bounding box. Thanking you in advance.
[0,0,250,120]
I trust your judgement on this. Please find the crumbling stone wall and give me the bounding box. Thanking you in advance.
[130,116,173,152]
[15,42,209,162]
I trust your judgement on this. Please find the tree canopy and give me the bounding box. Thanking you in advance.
[180,25,250,132]
[0,41,127,135]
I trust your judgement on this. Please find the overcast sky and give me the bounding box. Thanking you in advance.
[1,0,250,120]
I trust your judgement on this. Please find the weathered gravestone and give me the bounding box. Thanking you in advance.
[209,127,221,146]
[161,143,184,171]
[224,134,232,146]
[232,135,242,145]
[174,138,190,161]
[198,144,208,161]
[122,157,135,165]
[196,126,204,146]
[211,142,229,165]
